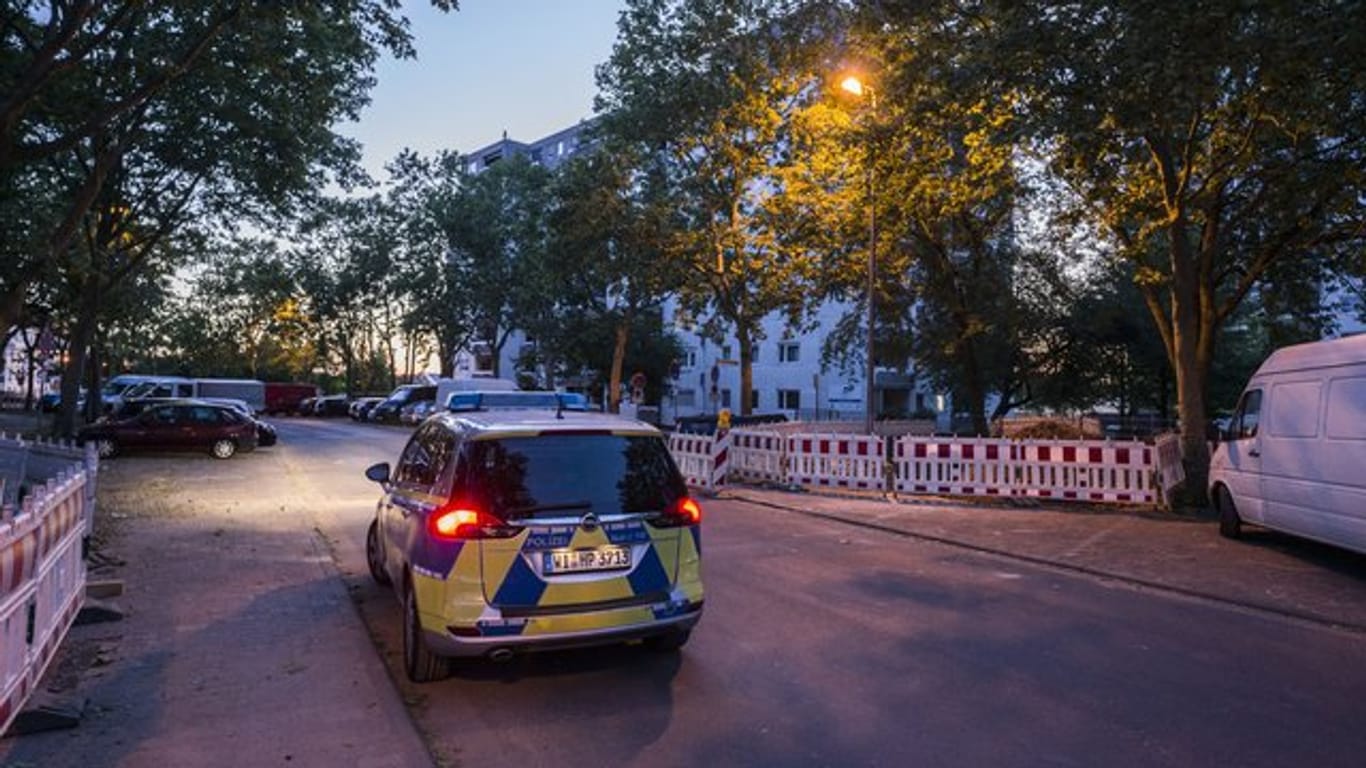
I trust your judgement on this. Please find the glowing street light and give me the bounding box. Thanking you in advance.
[839,73,878,435]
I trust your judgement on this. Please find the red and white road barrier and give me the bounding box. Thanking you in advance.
[785,433,885,491]
[728,429,787,484]
[1153,433,1185,506]
[675,422,1174,506]
[0,436,96,736]
[894,436,1158,504]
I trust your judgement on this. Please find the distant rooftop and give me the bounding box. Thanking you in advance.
[462,118,600,175]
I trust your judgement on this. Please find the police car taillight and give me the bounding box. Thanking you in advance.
[429,507,521,540]
[652,497,702,528]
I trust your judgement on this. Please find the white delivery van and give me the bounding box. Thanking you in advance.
[1210,334,1366,554]
[102,375,195,411]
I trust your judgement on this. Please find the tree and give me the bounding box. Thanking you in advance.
[543,145,685,410]
[596,0,846,415]
[4,2,458,432]
[435,157,552,378]
[896,1,1366,496]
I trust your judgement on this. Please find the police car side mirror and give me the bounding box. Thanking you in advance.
[365,462,391,486]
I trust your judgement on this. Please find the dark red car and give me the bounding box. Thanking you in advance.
[80,401,259,459]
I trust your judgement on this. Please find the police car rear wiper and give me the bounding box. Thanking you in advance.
[507,500,592,518]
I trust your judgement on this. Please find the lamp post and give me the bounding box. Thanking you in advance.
[841,75,878,435]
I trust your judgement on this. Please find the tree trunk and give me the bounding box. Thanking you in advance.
[56,279,100,437]
[736,323,753,416]
[608,320,628,414]
[1168,226,1212,504]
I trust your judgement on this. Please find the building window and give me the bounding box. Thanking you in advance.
[779,341,800,363]
[777,389,801,410]
[676,389,696,408]
[557,141,565,156]
[683,349,697,368]
[721,344,732,360]
[750,389,760,410]
[484,151,502,166]
[720,388,732,408]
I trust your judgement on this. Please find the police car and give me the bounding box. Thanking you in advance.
[363,405,704,682]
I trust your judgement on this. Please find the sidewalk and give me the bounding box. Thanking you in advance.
[722,486,1366,632]
[0,453,433,767]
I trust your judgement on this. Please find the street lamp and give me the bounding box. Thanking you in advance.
[841,74,878,435]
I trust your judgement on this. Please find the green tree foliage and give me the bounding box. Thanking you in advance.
[433,156,552,378]
[2,1,455,433]
[596,0,847,415]
[884,0,1366,489]
[542,144,685,410]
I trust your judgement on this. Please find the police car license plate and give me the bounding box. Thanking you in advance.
[544,546,632,574]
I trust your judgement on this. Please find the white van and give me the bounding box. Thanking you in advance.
[101,375,195,411]
[1210,334,1366,554]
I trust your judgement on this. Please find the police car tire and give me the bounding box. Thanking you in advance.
[644,629,690,652]
[404,582,449,683]
[366,520,391,585]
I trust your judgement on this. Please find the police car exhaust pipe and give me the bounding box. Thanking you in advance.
[488,647,514,663]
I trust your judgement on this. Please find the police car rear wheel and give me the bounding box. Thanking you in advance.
[366,520,390,585]
[404,581,449,683]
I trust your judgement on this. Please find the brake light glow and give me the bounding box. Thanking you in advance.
[677,497,702,525]
[430,508,482,540]
[651,497,702,528]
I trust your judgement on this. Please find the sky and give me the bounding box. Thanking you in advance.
[340,0,626,182]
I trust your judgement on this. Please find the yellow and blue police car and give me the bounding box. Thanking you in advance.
[364,404,704,682]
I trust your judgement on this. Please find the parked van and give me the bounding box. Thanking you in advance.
[1210,334,1366,554]
[101,375,194,412]
[122,377,266,413]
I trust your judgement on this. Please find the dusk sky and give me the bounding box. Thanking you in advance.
[341,0,625,181]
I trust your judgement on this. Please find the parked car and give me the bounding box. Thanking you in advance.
[312,394,351,417]
[255,419,278,447]
[1210,334,1366,554]
[398,399,436,425]
[363,408,704,682]
[368,384,436,424]
[38,388,86,413]
[349,396,385,420]
[297,396,318,416]
[79,401,259,459]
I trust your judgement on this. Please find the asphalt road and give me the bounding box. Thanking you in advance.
[4,415,1364,768]
[280,417,1366,768]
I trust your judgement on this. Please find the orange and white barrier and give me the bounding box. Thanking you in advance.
[0,436,96,736]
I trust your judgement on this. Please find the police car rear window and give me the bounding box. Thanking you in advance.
[459,434,684,519]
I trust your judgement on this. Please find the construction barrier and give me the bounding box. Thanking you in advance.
[0,435,96,736]
[893,436,1158,504]
[676,424,1170,506]
[785,433,885,491]
[1154,433,1186,506]
[728,429,787,484]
